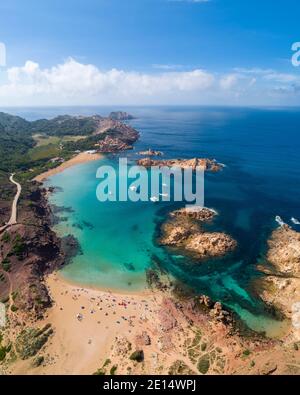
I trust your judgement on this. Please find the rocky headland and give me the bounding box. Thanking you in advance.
[255,225,300,340]
[0,183,78,320]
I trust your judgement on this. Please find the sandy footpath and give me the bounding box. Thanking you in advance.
[12,273,159,375]
[34,152,103,182]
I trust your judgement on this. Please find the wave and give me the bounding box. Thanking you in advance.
[291,217,300,225]
[275,216,286,227]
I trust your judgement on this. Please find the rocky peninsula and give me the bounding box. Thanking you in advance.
[255,225,300,340]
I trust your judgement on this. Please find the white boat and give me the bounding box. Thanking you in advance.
[159,193,169,197]
[150,196,159,203]
[275,216,285,227]
[129,186,137,191]
[291,217,300,225]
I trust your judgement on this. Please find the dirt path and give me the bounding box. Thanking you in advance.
[0,174,21,233]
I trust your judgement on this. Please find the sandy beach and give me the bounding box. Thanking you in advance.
[10,273,162,375]
[34,152,104,182]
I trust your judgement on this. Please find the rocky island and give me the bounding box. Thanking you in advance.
[138,148,164,157]
[159,207,237,259]
[137,158,224,172]
[108,111,135,121]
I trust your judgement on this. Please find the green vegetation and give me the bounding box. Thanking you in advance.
[10,234,25,258]
[0,334,11,362]
[103,358,111,367]
[33,134,85,147]
[1,232,11,243]
[15,324,53,360]
[129,350,144,362]
[1,257,11,272]
[197,355,210,374]
[242,349,251,357]
[93,368,106,375]
[11,305,19,313]
[168,360,196,375]
[110,365,118,375]
[32,355,44,367]
[0,112,100,174]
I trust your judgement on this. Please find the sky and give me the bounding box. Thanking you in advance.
[0,0,300,106]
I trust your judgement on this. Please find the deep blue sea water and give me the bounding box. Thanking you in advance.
[4,105,300,336]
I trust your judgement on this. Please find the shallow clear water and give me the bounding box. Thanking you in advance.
[20,105,300,336]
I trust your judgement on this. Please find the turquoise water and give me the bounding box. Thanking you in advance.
[20,106,300,335]
[46,158,170,291]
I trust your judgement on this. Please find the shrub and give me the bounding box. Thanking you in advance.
[93,368,105,375]
[197,355,210,375]
[16,326,53,360]
[110,365,118,375]
[2,258,11,272]
[129,350,144,363]
[32,355,44,367]
[11,305,19,312]
[1,232,11,243]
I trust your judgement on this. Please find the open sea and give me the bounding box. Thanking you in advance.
[6,105,300,336]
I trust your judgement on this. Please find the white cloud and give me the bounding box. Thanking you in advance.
[0,58,215,105]
[220,74,238,90]
[0,58,299,106]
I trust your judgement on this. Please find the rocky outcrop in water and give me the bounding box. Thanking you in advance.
[108,111,135,121]
[137,158,223,172]
[138,149,163,157]
[171,207,216,222]
[159,209,237,260]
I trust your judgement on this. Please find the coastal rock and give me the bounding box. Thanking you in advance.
[138,148,163,157]
[136,157,223,172]
[95,136,134,152]
[160,223,192,246]
[209,302,232,324]
[0,185,67,319]
[159,214,237,260]
[171,207,216,222]
[199,295,214,308]
[259,362,278,375]
[266,225,300,276]
[185,232,237,258]
[108,111,135,121]
[136,331,151,346]
[255,226,300,338]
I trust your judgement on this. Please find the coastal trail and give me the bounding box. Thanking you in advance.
[0,173,22,233]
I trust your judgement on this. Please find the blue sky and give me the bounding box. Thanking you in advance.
[0,0,300,106]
